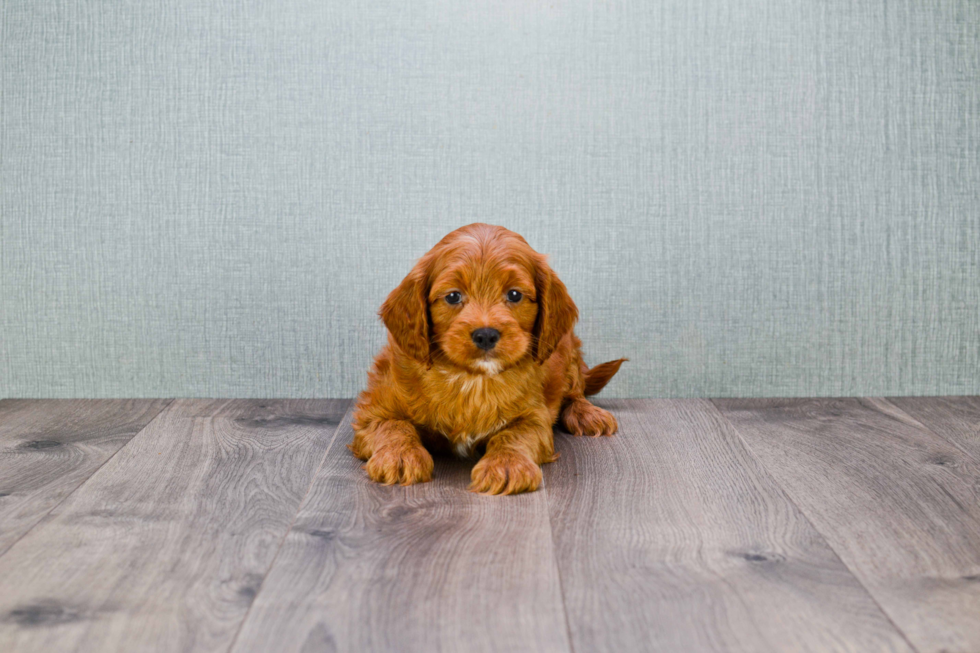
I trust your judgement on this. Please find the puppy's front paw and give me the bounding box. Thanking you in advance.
[562,399,618,437]
[469,450,542,495]
[365,444,434,486]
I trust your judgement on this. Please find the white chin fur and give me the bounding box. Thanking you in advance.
[471,359,502,375]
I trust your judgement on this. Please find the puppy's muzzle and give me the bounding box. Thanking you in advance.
[471,327,501,351]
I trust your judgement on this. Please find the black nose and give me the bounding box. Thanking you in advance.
[471,327,501,351]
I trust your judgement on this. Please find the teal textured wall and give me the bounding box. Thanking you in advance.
[1,0,978,398]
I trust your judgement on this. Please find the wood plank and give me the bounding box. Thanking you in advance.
[230,407,571,653]
[546,399,914,653]
[0,399,172,556]
[887,396,980,460]
[714,397,980,653]
[0,398,349,653]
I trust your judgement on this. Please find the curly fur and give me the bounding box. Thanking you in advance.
[350,223,626,495]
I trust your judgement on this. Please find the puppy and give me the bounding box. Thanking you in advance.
[350,223,626,495]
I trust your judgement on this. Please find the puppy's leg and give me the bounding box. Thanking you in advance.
[470,415,555,495]
[561,395,618,437]
[552,338,619,437]
[350,419,434,486]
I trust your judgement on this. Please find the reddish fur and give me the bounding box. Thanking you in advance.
[584,358,628,396]
[350,224,626,495]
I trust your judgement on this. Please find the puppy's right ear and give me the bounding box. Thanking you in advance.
[380,257,432,362]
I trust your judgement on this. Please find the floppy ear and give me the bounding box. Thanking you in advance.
[380,258,432,362]
[533,257,578,363]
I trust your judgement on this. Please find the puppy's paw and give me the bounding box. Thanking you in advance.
[365,444,434,486]
[562,399,618,437]
[469,450,542,495]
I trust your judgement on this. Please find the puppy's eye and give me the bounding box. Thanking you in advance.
[445,291,462,305]
[507,289,523,303]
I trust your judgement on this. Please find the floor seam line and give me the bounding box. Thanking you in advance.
[879,397,980,464]
[708,398,924,653]
[223,398,354,653]
[0,398,176,560]
[543,470,577,653]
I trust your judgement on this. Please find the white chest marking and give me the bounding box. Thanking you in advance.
[471,359,502,375]
[454,435,481,459]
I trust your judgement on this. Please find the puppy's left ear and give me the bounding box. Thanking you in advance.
[533,257,578,363]
[380,256,433,363]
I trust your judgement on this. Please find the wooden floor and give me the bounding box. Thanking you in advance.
[0,398,978,653]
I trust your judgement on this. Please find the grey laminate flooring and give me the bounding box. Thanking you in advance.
[0,397,977,653]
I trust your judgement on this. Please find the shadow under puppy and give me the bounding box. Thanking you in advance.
[350,223,626,495]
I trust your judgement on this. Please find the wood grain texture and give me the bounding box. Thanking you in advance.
[0,399,349,653]
[714,398,980,653]
[231,407,571,653]
[0,399,172,556]
[887,397,980,460]
[545,399,913,653]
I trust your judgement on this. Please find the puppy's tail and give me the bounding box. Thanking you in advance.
[583,358,627,396]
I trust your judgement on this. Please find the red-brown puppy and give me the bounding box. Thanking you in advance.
[350,223,626,495]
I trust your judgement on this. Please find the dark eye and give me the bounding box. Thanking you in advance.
[507,289,523,303]
[445,291,462,305]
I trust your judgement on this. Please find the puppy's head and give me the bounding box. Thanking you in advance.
[380,224,577,374]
